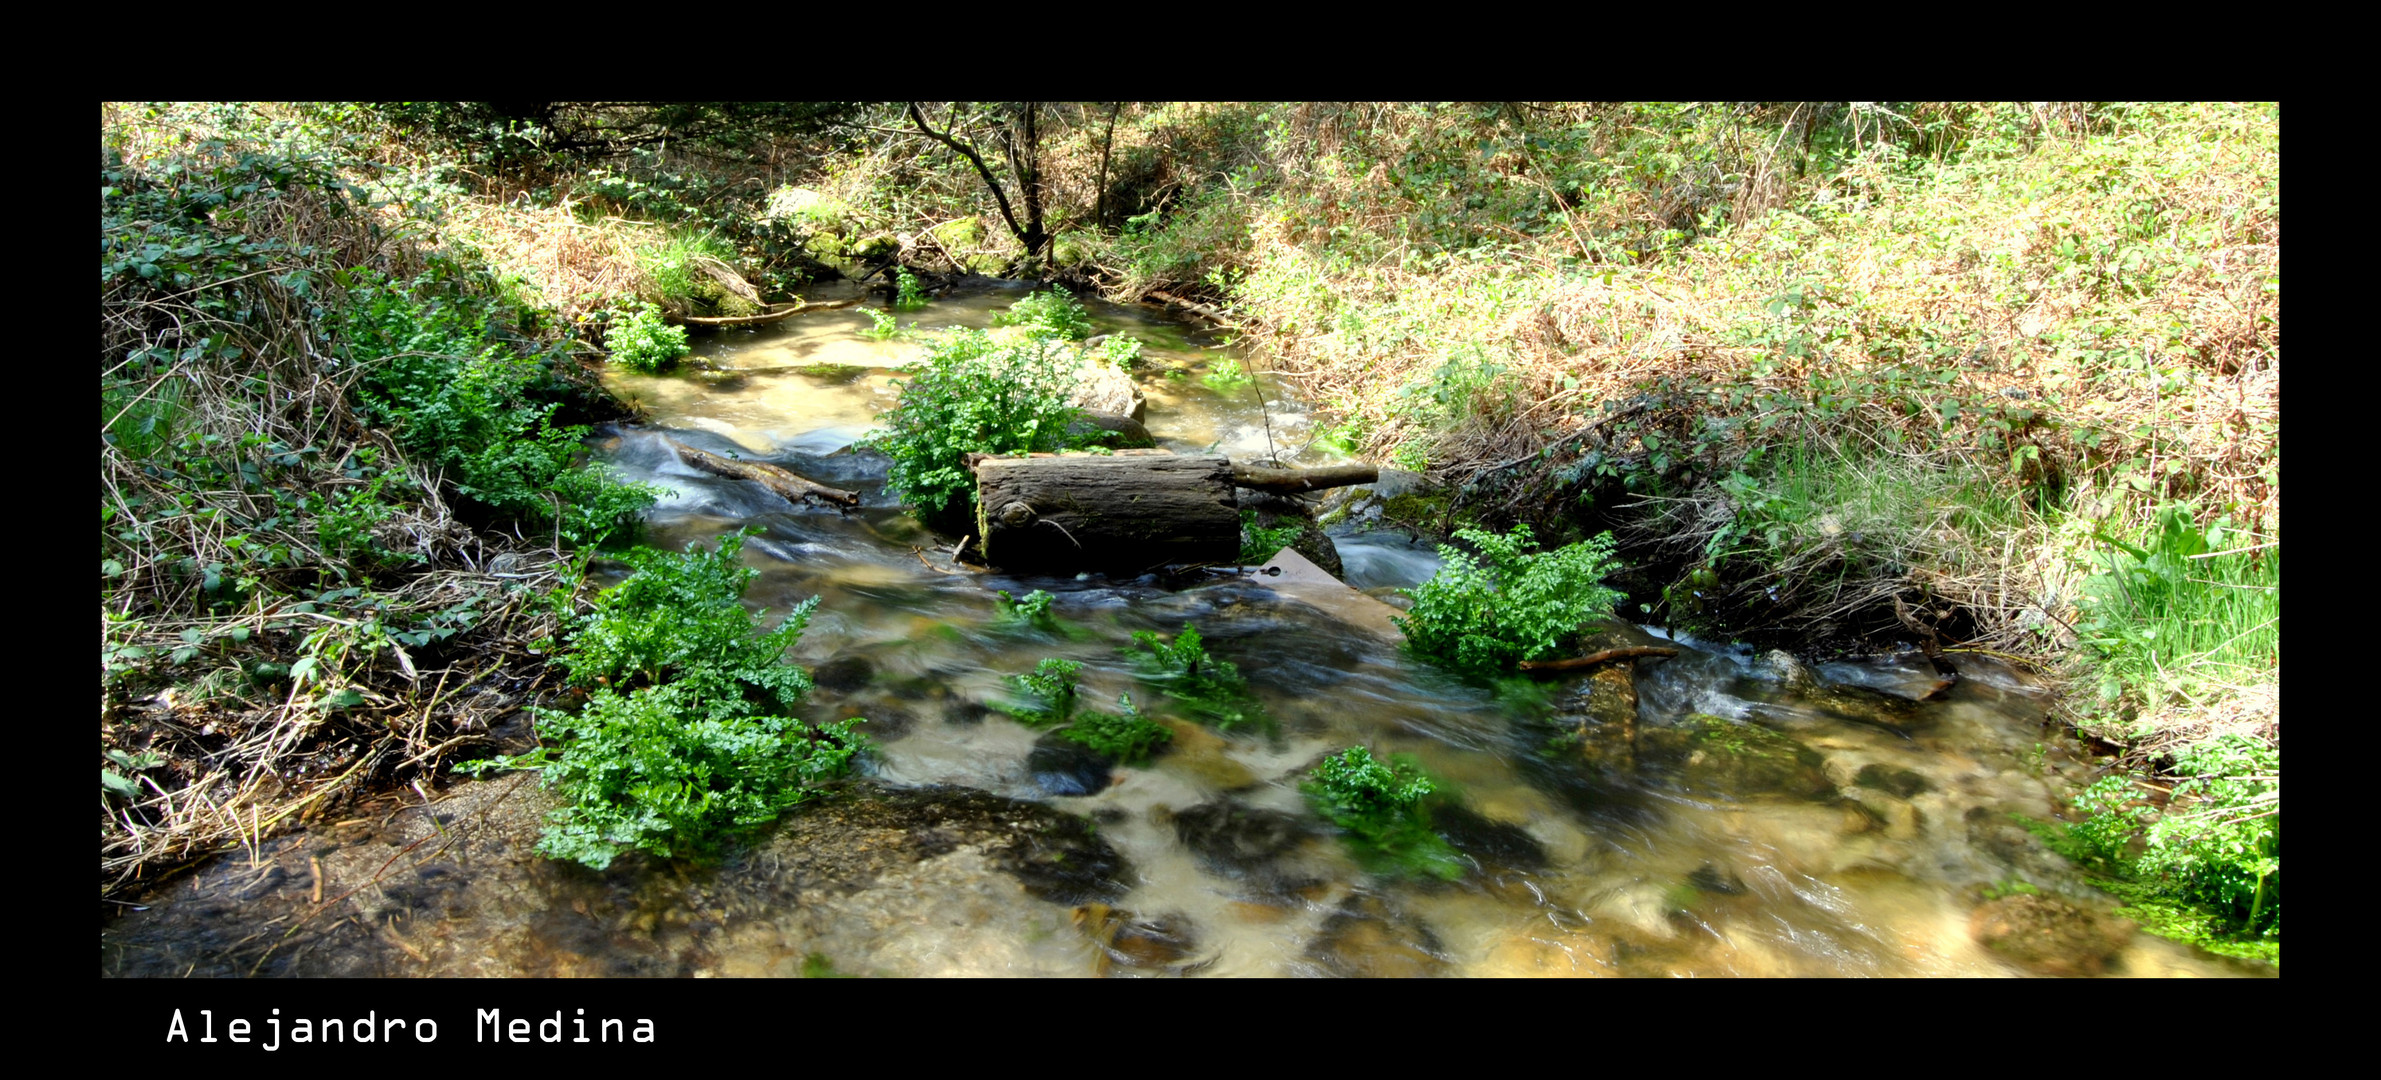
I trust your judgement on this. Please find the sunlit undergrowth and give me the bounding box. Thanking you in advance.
[99,103,655,895]
[463,534,864,869]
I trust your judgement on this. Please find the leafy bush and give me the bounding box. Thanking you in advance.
[466,534,865,869]
[1096,334,1145,370]
[866,328,1087,527]
[1238,510,1305,565]
[1202,359,1254,395]
[1057,692,1171,764]
[1126,623,1266,731]
[604,302,690,373]
[859,308,901,341]
[1000,657,1083,726]
[343,272,657,546]
[992,287,1095,339]
[894,267,929,311]
[1301,746,1463,881]
[2025,734,2278,962]
[1395,524,1623,677]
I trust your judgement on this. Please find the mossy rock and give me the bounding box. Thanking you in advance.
[1641,713,1833,802]
[1065,411,1156,450]
[929,216,984,254]
[713,293,762,318]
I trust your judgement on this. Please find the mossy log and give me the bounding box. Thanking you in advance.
[972,452,1235,571]
[967,452,1376,572]
[665,437,859,509]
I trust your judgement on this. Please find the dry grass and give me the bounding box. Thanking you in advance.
[1225,103,2278,667]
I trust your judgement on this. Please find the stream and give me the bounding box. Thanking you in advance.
[101,279,2265,978]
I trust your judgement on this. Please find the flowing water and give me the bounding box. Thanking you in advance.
[101,280,2265,978]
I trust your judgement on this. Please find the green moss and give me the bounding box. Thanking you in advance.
[1380,491,1450,528]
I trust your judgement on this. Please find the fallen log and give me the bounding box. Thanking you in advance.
[1145,289,1230,324]
[966,452,1380,571]
[1517,645,1681,673]
[973,453,1236,571]
[1230,463,1378,495]
[664,437,859,509]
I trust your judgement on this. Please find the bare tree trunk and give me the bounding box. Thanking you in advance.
[907,102,1048,261]
[1094,102,1121,231]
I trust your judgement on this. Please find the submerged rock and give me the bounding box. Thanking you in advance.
[1855,762,1932,799]
[1027,732,1116,797]
[1300,891,1449,978]
[814,654,876,693]
[1171,800,1316,881]
[1969,893,2136,976]
[1640,713,1834,802]
[1072,902,1206,976]
[1432,803,1548,874]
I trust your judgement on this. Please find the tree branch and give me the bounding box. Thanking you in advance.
[906,102,1035,257]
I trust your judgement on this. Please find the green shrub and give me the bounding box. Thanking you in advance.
[992,287,1095,339]
[604,302,690,373]
[343,272,657,546]
[465,534,864,869]
[1202,359,1254,395]
[1057,692,1172,764]
[2026,734,2279,961]
[866,328,1088,526]
[894,267,929,311]
[1096,334,1145,370]
[1301,746,1464,880]
[1127,623,1266,731]
[860,308,901,341]
[1238,510,1305,565]
[1000,657,1083,725]
[1395,524,1623,677]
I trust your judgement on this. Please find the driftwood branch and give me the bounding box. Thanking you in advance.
[1517,645,1681,673]
[1146,289,1230,324]
[1229,463,1378,495]
[664,437,859,509]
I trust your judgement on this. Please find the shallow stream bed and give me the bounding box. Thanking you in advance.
[102,281,2267,978]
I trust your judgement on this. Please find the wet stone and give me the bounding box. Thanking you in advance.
[1301,891,1449,978]
[1640,714,1835,802]
[1969,893,2136,976]
[1027,733,1117,797]
[1172,800,1315,879]
[1073,903,1205,975]
[845,703,915,741]
[1432,803,1548,875]
[813,654,875,693]
[944,699,992,725]
[1241,493,1342,577]
[1965,805,2075,879]
[1856,763,1932,799]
